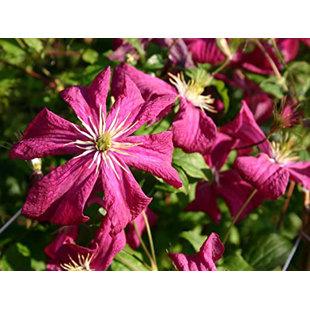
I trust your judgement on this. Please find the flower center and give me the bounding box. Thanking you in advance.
[61,253,94,271]
[270,135,299,165]
[96,132,112,151]
[168,72,216,113]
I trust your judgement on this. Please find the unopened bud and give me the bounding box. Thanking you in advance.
[216,38,233,60]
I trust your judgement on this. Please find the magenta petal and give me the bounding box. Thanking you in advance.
[286,161,310,190]
[186,181,221,224]
[118,131,182,188]
[60,67,111,127]
[204,132,234,170]
[234,154,290,200]
[126,208,158,250]
[185,38,225,65]
[172,98,217,154]
[106,74,145,131]
[101,157,152,236]
[44,225,79,260]
[221,100,271,155]
[10,108,83,160]
[217,170,265,221]
[169,233,224,271]
[112,63,176,101]
[22,156,99,225]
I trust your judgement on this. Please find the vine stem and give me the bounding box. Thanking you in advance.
[122,248,153,271]
[142,210,157,268]
[253,39,288,91]
[115,254,142,271]
[277,181,296,231]
[223,189,258,244]
[0,209,21,234]
[133,221,157,270]
[211,58,230,76]
[234,132,272,151]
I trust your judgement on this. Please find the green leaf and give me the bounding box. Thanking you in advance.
[0,39,25,56]
[210,78,230,112]
[222,253,254,271]
[23,38,44,53]
[260,76,286,99]
[0,243,31,271]
[82,48,99,64]
[173,148,210,180]
[174,166,190,195]
[110,248,149,271]
[180,227,207,252]
[244,233,293,270]
[145,54,165,70]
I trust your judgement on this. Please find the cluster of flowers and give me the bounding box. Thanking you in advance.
[10,38,310,271]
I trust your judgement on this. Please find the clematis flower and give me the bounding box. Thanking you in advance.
[186,133,265,223]
[216,70,273,124]
[10,67,182,235]
[112,63,217,154]
[183,38,226,65]
[126,208,158,250]
[234,135,310,200]
[169,233,224,271]
[46,216,126,271]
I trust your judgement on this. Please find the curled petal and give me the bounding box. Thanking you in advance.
[10,108,83,160]
[234,154,290,200]
[286,161,310,190]
[118,131,182,188]
[172,98,217,154]
[22,156,99,225]
[169,233,224,271]
[101,156,152,236]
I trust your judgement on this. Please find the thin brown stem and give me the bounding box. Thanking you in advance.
[223,189,258,244]
[277,181,296,230]
[0,58,56,89]
[45,50,81,57]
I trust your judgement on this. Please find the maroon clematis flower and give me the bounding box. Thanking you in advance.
[186,133,265,223]
[10,67,182,235]
[169,233,224,271]
[46,217,126,271]
[235,135,310,200]
[112,63,217,154]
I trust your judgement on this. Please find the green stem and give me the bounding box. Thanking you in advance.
[115,254,142,271]
[142,210,157,268]
[133,221,157,270]
[234,133,272,151]
[223,189,258,244]
[211,58,230,76]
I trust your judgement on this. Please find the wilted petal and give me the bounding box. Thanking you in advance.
[169,233,224,271]
[217,170,265,221]
[186,181,221,224]
[172,98,217,154]
[286,161,310,190]
[234,154,290,200]
[112,63,176,101]
[10,108,83,160]
[22,156,99,225]
[118,131,182,188]
[101,157,152,236]
[126,208,158,250]
[60,67,111,127]
[221,100,271,155]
